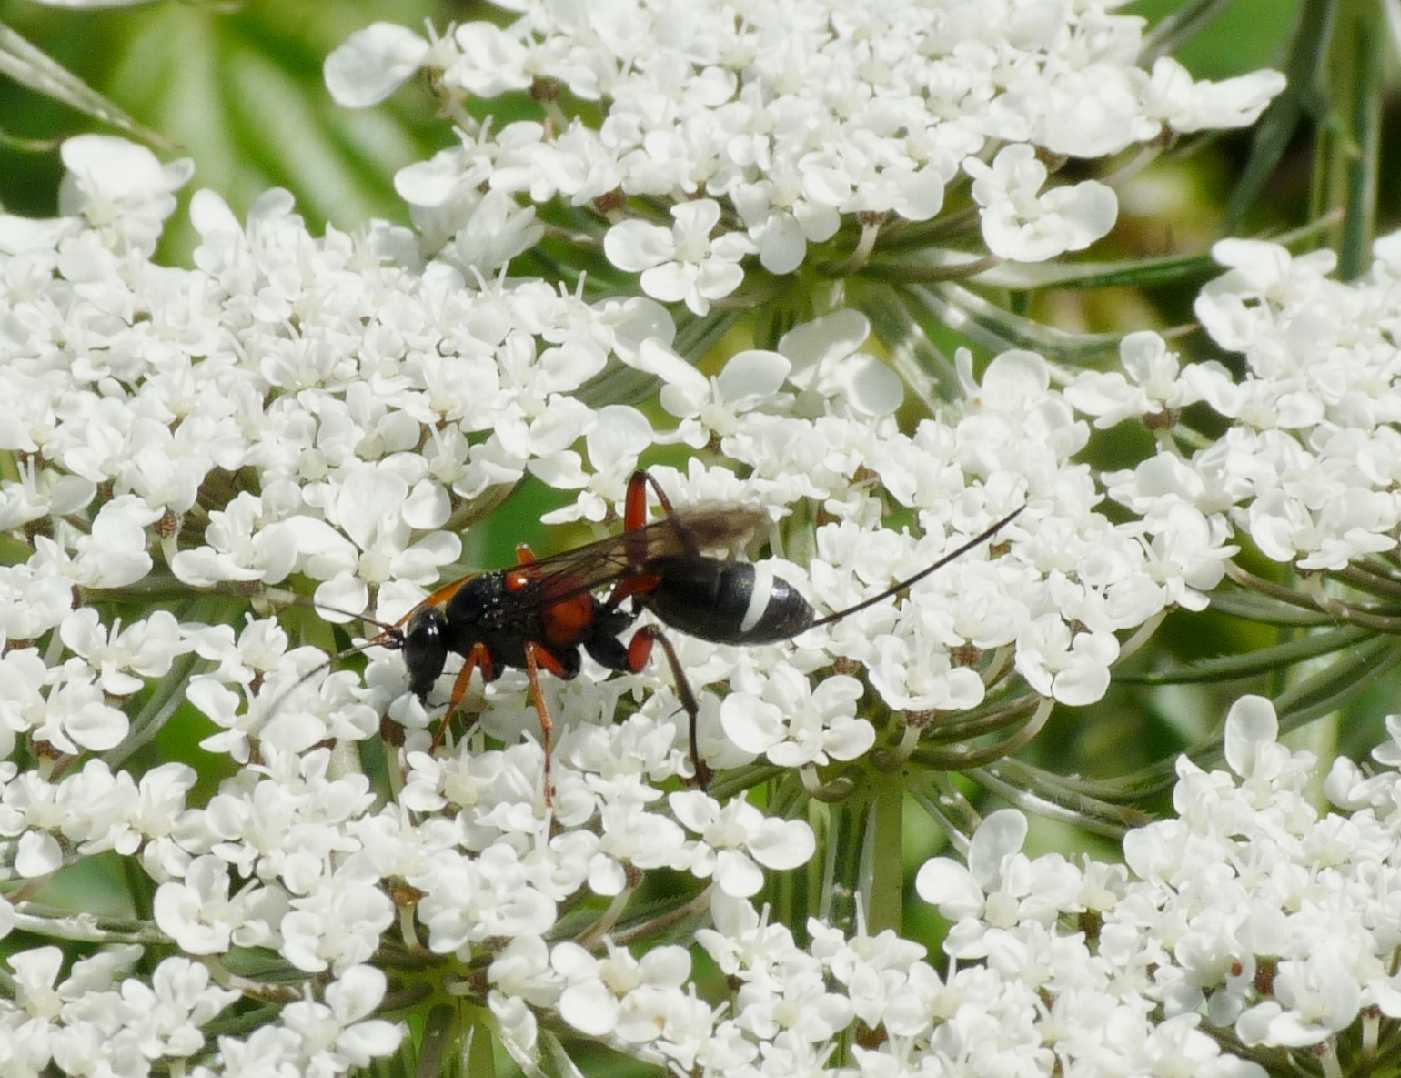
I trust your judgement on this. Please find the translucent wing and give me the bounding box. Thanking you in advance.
[509,505,768,603]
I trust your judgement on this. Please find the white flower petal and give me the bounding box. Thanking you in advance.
[604,219,676,272]
[714,849,763,897]
[325,23,431,108]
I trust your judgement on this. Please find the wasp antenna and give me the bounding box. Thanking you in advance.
[311,602,400,634]
[808,504,1026,630]
[260,587,404,634]
[262,635,400,714]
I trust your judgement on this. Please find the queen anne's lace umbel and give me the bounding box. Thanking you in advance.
[325,2,1283,296]
[0,129,1235,1074]
[1090,239,1401,572]
[11,3,1395,1075]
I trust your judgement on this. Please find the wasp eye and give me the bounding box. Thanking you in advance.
[403,607,448,701]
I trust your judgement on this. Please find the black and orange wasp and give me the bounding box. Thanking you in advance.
[313,469,1023,801]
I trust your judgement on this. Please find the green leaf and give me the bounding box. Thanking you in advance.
[0,21,170,146]
[1115,624,1370,684]
[26,0,157,7]
[537,1031,587,1078]
[417,1004,460,1078]
[1138,0,1303,78]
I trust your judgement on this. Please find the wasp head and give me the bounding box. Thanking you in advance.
[401,606,449,702]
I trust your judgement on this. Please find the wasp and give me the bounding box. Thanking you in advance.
[326,470,1022,801]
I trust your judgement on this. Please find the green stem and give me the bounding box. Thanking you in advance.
[1336,0,1383,279]
[912,697,1053,769]
[1332,563,1401,601]
[909,771,979,854]
[863,773,903,934]
[8,903,170,944]
[916,693,1038,745]
[972,760,1152,836]
[821,797,865,930]
[856,253,1001,283]
[706,762,784,800]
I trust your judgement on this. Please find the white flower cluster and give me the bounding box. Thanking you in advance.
[325,3,1284,305]
[1084,238,1401,571]
[16,691,1390,1076]
[0,128,1251,1072]
[438,690,1401,1075]
[0,945,240,1075]
[912,694,1401,1071]
[0,928,400,1075]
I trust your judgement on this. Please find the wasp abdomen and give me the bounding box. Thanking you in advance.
[641,556,814,645]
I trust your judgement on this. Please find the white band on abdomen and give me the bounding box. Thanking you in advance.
[740,564,775,634]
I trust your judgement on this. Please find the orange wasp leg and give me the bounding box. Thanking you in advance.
[624,469,698,561]
[525,640,569,806]
[430,642,494,751]
[627,625,712,789]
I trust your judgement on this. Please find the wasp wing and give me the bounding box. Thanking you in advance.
[512,505,769,603]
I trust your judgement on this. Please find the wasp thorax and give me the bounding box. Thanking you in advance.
[402,606,449,701]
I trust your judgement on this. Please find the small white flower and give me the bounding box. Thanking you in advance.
[669,790,815,897]
[534,404,654,523]
[280,965,405,1069]
[1142,57,1286,135]
[449,21,533,97]
[65,496,162,589]
[152,855,286,955]
[280,867,395,974]
[720,666,871,768]
[0,564,75,645]
[604,199,755,315]
[914,809,1082,958]
[1237,954,1362,1047]
[553,940,691,1040]
[58,609,189,696]
[1066,331,1235,428]
[324,22,432,107]
[965,145,1117,262]
[171,492,300,588]
[57,135,193,255]
[778,309,903,418]
[619,338,787,446]
[117,957,239,1061]
[442,189,546,275]
[19,658,129,755]
[1014,614,1118,707]
[0,459,93,531]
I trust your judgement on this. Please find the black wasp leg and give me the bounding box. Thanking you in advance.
[628,625,712,789]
